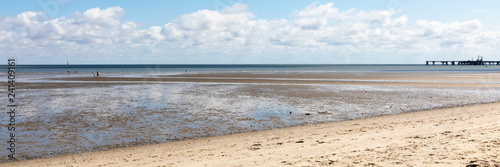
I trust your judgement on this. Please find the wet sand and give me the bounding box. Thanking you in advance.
[53,71,500,88]
[2,71,500,166]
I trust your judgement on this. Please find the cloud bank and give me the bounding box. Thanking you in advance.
[1,2,499,64]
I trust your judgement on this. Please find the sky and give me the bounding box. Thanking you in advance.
[1,0,500,64]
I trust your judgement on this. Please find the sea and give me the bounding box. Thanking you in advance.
[1,64,500,161]
[3,64,500,73]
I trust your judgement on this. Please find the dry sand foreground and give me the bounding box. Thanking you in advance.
[5,102,499,166]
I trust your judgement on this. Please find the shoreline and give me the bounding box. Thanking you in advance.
[2,71,499,166]
[2,100,496,163]
[4,102,499,166]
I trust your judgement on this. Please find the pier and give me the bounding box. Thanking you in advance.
[426,61,500,65]
[426,56,500,65]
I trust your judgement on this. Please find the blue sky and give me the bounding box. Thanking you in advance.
[1,0,499,64]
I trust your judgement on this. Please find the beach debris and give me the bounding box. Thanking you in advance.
[315,160,336,165]
[248,147,260,151]
[465,160,499,167]
[281,161,294,165]
[305,113,311,116]
[249,143,261,151]
[295,140,304,143]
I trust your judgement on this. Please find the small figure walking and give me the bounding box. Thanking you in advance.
[93,72,96,77]
[67,70,71,73]
[96,72,100,77]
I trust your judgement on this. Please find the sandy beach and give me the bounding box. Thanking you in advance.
[1,71,499,166]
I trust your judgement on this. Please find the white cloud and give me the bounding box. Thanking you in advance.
[146,26,165,40]
[292,2,340,30]
[79,6,125,27]
[411,19,488,51]
[0,2,500,64]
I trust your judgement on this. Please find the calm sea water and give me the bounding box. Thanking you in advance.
[3,64,500,73]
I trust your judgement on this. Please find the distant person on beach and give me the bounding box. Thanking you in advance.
[67,70,70,73]
[93,72,96,77]
[96,72,100,77]
[75,70,77,73]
